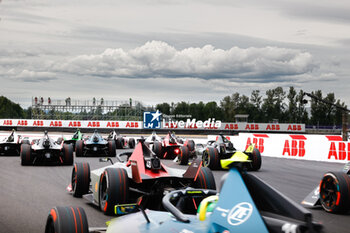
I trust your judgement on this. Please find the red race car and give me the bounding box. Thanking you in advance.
[151,131,195,165]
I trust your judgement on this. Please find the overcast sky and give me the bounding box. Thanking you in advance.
[1,0,350,108]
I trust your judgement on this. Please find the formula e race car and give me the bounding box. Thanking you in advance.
[200,134,262,171]
[107,130,135,149]
[63,128,83,150]
[302,162,350,214]
[0,129,25,156]
[20,131,73,166]
[67,138,216,215]
[75,130,116,157]
[47,159,322,233]
[152,131,195,165]
[144,131,162,144]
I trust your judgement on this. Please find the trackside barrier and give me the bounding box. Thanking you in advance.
[208,133,350,163]
[0,119,305,132]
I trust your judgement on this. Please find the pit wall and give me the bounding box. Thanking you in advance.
[208,133,350,163]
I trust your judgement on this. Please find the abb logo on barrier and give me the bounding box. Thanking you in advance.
[107,122,120,127]
[287,125,303,131]
[3,120,13,126]
[282,135,306,157]
[50,121,62,127]
[69,121,81,127]
[33,120,44,126]
[327,136,350,161]
[17,120,28,126]
[225,124,238,130]
[87,122,100,127]
[245,134,268,153]
[126,122,139,128]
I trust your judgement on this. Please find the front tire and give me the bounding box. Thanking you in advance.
[45,206,89,233]
[99,168,129,215]
[249,148,262,171]
[319,172,350,213]
[193,167,216,190]
[20,144,32,166]
[71,163,90,198]
[75,140,84,157]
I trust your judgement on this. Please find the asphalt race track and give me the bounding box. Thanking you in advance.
[0,147,349,232]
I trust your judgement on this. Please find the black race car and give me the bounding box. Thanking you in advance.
[200,134,262,170]
[302,162,350,214]
[107,130,135,149]
[67,138,215,215]
[20,131,73,166]
[0,129,26,156]
[75,130,116,157]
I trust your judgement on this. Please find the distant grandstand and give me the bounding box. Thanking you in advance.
[31,97,147,120]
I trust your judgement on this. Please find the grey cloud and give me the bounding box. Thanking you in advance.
[53,41,317,82]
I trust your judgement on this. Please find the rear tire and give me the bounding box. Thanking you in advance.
[21,139,30,145]
[45,206,89,233]
[99,168,129,215]
[185,139,195,151]
[193,167,216,190]
[75,140,84,157]
[116,137,124,149]
[319,172,350,213]
[128,138,136,148]
[249,148,262,171]
[202,147,220,170]
[71,163,90,198]
[20,144,32,166]
[63,144,73,165]
[153,141,162,157]
[178,146,189,165]
[108,140,116,157]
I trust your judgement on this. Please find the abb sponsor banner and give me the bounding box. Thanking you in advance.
[221,123,305,132]
[0,119,141,129]
[209,133,349,163]
[0,119,305,132]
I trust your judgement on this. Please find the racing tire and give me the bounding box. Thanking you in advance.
[193,167,216,190]
[202,147,220,170]
[153,141,162,158]
[63,144,74,165]
[178,146,189,165]
[128,138,136,149]
[99,168,129,215]
[116,137,124,149]
[249,148,262,171]
[20,144,32,166]
[71,163,90,198]
[319,171,350,213]
[185,140,195,152]
[75,140,84,157]
[45,206,89,233]
[108,140,116,157]
[21,139,30,145]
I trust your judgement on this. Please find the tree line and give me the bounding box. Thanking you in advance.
[156,87,348,126]
[0,87,348,126]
